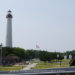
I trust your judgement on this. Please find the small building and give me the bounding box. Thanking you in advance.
[64,55,67,60]
[69,54,72,59]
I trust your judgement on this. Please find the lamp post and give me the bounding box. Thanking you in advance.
[0,43,2,66]
[57,54,62,67]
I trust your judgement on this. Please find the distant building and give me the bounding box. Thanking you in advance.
[69,54,72,59]
[64,55,67,60]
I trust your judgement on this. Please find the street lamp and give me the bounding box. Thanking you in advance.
[0,43,2,66]
[57,54,62,67]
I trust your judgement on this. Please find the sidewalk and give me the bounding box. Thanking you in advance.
[23,63,37,70]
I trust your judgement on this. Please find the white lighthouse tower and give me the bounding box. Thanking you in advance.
[6,10,13,47]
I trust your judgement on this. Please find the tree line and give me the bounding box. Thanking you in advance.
[1,47,75,62]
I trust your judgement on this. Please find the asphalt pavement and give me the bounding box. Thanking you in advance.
[0,67,75,75]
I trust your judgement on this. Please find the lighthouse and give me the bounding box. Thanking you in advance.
[6,10,13,47]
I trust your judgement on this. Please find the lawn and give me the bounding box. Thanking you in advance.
[32,59,71,69]
[0,66,26,71]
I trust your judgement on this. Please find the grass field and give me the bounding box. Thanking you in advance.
[0,66,25,71]
[32,59,71,69]
[0,59,71,71]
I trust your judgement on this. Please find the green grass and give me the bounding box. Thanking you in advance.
[0,66,26,71]
[32,59,71,69]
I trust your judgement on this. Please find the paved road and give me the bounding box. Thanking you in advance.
[0,67,75,75]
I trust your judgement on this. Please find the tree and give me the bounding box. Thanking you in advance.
[39,51,53,62]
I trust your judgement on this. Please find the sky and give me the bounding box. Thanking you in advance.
[0,0,75,52]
